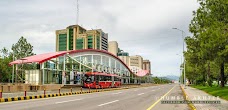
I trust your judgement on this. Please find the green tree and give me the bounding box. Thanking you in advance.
[0,47,12,82]
[187,0,228,87]
[0,37,36,83]
[12,36,35,59]
[11,36,35,82]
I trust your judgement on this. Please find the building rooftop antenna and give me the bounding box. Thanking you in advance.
[76,0,79,25]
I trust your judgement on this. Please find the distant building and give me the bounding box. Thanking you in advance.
[118,51,130,66]
[129,55,143,69]
[96,29,108,51]
[56,25,108,51]
[86,30,101,49]
[56,25,86,51]
[117,51,129,56]
[108,41,118,56]
[143,60,151,75]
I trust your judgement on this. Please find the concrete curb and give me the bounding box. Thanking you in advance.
[180,86,196,110]
[0,85,153,103]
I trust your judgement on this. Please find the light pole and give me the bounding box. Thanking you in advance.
[173,28,186,88]
[176,54,183,84]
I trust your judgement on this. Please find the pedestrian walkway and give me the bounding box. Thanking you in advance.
[1,88,86,98]
[182,85,228,110]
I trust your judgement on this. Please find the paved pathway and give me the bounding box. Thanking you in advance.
[183,86,228,110]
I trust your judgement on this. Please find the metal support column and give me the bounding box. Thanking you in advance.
[79,56,82,72]
[101,56,103,72]
[12,54,14,83]
[92,55,94,72]
[15,64,18,83]
[63,55,66,84]
[41,63,44,85]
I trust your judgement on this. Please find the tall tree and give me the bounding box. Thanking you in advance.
[11,36,35,59]
[188,0,228,87]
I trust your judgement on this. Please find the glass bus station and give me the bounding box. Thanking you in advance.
[9,49,149,86]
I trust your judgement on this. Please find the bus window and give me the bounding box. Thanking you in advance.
[84,75,94,83]
[105,76,111,81]
[99,75,105,81]
[114,77,120,81]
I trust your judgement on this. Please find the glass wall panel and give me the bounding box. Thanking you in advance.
[102,56,109,67]
[81,55,92,64]
[67,52,133,79]
[93,55,101,65]
[110,58,115,68]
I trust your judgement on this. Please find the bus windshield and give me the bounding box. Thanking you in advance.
[84,75,94,83]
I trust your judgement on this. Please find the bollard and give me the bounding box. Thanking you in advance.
[24,90,27,97]
[81,87,82,93]
[71,88,72,94]
[59,88,60,94]
[0,90,2,98]
[44,88,46,96]
[96,86,97,92]
[89,86,90,93]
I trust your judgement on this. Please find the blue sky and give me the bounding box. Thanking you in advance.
[0,0,199,77]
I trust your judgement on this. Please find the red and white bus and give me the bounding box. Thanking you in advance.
[83,72,121,88]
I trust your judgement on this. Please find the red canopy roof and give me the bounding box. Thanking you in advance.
[136,70,150,77]
[9,51,67,65]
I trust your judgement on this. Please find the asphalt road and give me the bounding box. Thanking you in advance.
[0,84,189,110]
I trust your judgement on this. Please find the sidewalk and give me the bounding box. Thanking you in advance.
[182,85,228,110]
[1,88,87,98]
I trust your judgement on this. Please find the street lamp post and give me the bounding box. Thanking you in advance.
[173,28,186,88]
[176,54,183,84]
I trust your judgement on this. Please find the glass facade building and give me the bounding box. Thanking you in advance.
[18,50,137,85]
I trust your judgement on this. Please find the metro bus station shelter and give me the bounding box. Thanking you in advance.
[9,49,149,85]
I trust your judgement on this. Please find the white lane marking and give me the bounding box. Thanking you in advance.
[98,100,119,106]
[134,90,138,91]
[151,90,155,92]
[112,92,122,95]
[55,99,82,104]
[138,93,145,96]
